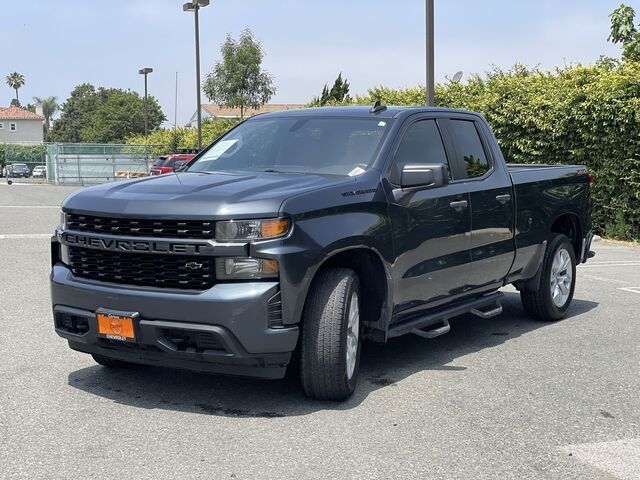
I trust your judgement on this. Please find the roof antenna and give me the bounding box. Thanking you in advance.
[370,100,387,114]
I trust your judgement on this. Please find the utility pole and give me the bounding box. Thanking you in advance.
[425,0,435,106]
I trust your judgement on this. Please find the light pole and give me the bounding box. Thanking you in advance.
[138,67,153,137]
[183,0,210,151]
[425,0,435,106]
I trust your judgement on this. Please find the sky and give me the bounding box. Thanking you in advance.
[2,0,635,126]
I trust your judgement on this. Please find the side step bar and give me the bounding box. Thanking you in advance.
[388,291,504,339]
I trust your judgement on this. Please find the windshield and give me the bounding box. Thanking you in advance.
[187,116,392,176]
[152,157,168,167]
[13,164,28,170]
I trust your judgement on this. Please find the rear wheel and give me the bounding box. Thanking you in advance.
[521,233,576,321]
[91,354,134,368]
[300,268,361,401]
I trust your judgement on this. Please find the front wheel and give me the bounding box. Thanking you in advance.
[521,233,576,321]
[300,268,361,401]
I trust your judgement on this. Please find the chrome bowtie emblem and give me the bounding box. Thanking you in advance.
[184,262,203,270]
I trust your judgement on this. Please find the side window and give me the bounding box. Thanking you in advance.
[392,119,450,184]
[449,120,490,178]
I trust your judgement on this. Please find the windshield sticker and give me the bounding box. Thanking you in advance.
[378,121,386,127]
[204,139,238,159]
[348,167,366,176]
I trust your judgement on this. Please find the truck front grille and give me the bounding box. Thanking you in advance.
[68,247,215,290]
[66,214,214,239]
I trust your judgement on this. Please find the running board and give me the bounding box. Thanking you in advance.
[388,291,504,339]
[412,320,450,339]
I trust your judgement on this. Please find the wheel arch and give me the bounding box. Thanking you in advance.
[302,246,392,342]
[550,212,582,259]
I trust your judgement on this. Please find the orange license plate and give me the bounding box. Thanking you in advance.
[97,312,136,342]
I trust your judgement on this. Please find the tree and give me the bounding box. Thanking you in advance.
[203,28,276,118]
[33,96,59,138]
[608,4,640,62]
[6,72,25,105]
[311,73,351,106]
[50,83,165,143]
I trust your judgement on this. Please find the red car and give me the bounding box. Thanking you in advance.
[149,154,195,175]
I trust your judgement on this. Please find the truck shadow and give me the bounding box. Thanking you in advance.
[67,292,597,418]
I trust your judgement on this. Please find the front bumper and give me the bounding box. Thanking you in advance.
[51,263,298,379]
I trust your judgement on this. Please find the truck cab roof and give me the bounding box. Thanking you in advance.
[255,105,481,120]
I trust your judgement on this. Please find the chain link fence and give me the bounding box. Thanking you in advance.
[1,142,163,185]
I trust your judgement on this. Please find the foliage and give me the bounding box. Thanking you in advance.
[33,96,59,138]
[203,28,276,118]
[609,4,640,61]
[330,62,640,241]
[50,84,165,143]
[311,73,351,106]
[0,144,46,169]
[5,72,25,103]
[126,119,240,157]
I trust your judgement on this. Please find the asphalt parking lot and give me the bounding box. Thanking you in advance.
[1,182,639,480]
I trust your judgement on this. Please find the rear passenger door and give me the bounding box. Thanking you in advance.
[387,117,472,316]
[445,118,515,291]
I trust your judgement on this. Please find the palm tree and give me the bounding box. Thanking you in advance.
[6,72,25,104]
[33,96,59,134]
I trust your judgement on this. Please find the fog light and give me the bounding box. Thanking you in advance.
[216,257,279,280]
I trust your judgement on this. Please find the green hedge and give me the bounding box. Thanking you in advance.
[126,119,240,157]
[354,62,640,241]
[0,144,46,168]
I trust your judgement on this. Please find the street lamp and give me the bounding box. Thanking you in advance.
[183,0,210,151]
[138,67,153,137]
[425,0,435,106]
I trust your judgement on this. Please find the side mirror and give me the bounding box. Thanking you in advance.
[400,163,449,189]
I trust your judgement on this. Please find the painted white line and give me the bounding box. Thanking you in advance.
[581,274,632,285]
[619,287,640,294]
[0,205,59,209]
[586,260,640,264]
[0,234,52,239]
[579,262,640,268]
[561,438,640,480]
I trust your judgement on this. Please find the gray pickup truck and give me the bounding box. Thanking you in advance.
[51,105,594,400]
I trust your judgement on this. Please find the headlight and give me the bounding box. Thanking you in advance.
[215,257,279,280]
[215,218,290,242]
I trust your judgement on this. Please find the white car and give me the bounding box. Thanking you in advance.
[32,165,47,178]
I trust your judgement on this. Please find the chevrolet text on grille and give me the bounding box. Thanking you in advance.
[61,232,206,255]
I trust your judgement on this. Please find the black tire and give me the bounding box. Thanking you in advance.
[521,233,576,321]
[91,354,134,368]
[300,268,361,401]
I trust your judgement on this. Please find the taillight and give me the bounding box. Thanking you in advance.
[587,173,595,186]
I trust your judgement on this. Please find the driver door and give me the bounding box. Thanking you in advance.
[387,118,472,317]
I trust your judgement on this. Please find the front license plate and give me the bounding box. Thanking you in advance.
[97,311,136,342]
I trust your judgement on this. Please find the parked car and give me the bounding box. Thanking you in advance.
[32,165,47,178]
[6,163,30,178]
[149,154,194,175]
[51,106,594,401]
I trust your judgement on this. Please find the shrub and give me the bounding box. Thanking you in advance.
[126,119,240,157]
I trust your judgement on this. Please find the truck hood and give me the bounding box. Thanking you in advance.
[62,171,354,219]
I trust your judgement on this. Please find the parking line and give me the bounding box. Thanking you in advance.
[0,205,60,208]
[619,287,640,294]
[581,274,632,285]
[579,262,640,268]
[0,234,52,239]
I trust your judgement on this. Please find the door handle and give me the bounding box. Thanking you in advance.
[496,194,511,204]
[449,200,468,212]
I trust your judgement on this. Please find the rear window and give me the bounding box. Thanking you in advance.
[448,120,490,178]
